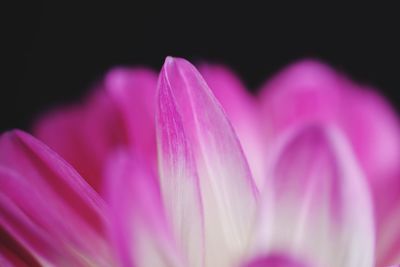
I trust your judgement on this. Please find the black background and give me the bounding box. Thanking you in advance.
[3,2,399,132]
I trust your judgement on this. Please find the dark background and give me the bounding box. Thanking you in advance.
[3,2,399,132]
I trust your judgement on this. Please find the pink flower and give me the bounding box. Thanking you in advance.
[0,57,399,266]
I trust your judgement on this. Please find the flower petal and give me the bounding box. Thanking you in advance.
[242,253,310,267]
[260,60,342,134]
[259,60,400,264]
[260,60,400,184]
[0,130,115,266]
[341,89,400,266]
[156,68,204,267]
[254,124,375,267]
[34,89,127,193]
[0,227,41,267]
[158,57,258,266]
[105,68,158,163]
[200,64,266,188]
[105,151,184,267]
[377,201,400,266]
[340,88,400,184]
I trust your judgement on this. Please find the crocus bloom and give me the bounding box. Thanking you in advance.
[1,57,399,267]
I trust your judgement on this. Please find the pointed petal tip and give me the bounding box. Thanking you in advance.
[0,129,28,145]
[163,56,179,69]
[165,55,175,64]
[163,56,193,69]
[2,129,50,152]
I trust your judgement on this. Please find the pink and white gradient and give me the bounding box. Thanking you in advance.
[1,57,399,266]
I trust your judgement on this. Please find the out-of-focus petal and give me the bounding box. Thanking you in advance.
[254,124,374,267]
[0,249,27,267]
[159,57,258,267]
[242,253,309,267]
[105,68,158,163]
[341,88,400,266]
[34,67,158,194]
[156,69,204,267]
[340,88,400,183]
[377,201,400,266]
[0,227,41,267]
[200,64,266,188]
[259,60,400,264]
[105,151,184,267]
[260,60,400,184]
[34,89,127,193]
[260,60,342,134]
[0,130,115,266]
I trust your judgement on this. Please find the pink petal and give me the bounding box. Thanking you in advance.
[260,60,342,134]
[341,89,400,266]
[260,59,400,184]
[156,66,204,267]
[0,249,29,267]
[0,130,115,266]
[105,151,184,267]
[0,228,40,267]
[159,57,258,266]
[254,124,374,267]
[242,253,310,267]
[33,89,127,193]
[340,88,400,183]
[105,68,158,164]
[376,201,400,266]
[199,64,266,187]
[259,60,400,263]
[34,67,158,194]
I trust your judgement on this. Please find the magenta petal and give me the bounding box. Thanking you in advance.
[200,64,266,187]
[0,228,41,267]
[0,247,30,267]
[377,201,400,266]
[260,60,400,265]
[340,88,400,182]
[105,151,184,267]
[260,60,342,133]
[242,253,309,267]
[159,57,258,266]
[260,60,400,183]
[105,68,158,163]
[156,65,204,266]
[34,89,127,193]
[0,130,115,266]
[255,125,374,267]
[341,89,400,266]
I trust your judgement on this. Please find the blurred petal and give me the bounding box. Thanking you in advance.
[34,89,127,193]
[254,124,374,267]
[342,89,400,266]
[377,201,400,266]
[341,88,400,183]
[200,64,266,187]
[0,250,27,267]
[260,59,400,183]
[260,60,342,133]
[260,60,400,263]
[0,130,114,266]
[0,227,41,267]
[156,70,204,267]
[105,68,158,163]
[105,151,183,267]
[159,57,258,266]
[242,253,309,267]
